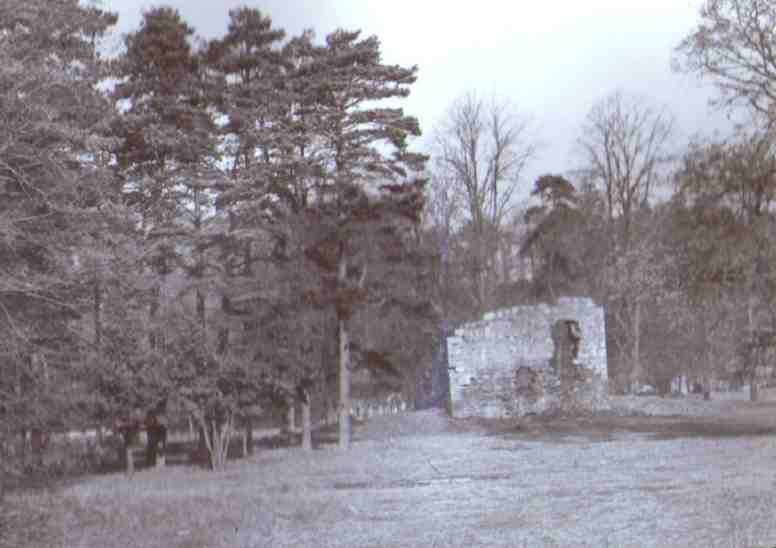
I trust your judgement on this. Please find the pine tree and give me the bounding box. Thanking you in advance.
[205,10,318,450]
[109,7,232,467]
[0,0,118,473]
[520,175,587,300]
[299,29,427,448]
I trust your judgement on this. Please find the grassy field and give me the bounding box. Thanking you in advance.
[4,394,776,547]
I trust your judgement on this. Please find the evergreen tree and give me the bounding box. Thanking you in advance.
[0,0,117,474]
[109,7,233,466]
[521,174,587,300]
[300,29,427,448]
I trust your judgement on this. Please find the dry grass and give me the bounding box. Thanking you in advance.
[4,401,776,547]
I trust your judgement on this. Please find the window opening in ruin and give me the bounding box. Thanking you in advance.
[567,320,581,361]
[551,319,582,385]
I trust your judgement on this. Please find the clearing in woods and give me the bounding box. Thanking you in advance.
[5,392,776,548]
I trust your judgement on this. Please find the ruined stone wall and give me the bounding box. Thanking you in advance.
[447,297,607,418]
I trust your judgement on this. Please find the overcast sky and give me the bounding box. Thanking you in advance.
[101,0,734,195]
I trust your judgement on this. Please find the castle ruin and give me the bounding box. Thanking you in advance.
[447,297,608,419]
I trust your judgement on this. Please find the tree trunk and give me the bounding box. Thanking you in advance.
[145,418,165,469]
[547,248,557,303]
[244,417,253,456]
[125,446,134,475]
[337,244,352,450]
[748,294,758,403]
[703,348,713,401]
[18,430,26,467]
[149,283,160,350]
[220,416,233,469]
[207,420,219,470]
[338,315,351,449]
[286,403,296,435]
[197,424,210,468]
[478,237,488,317]
[194,188,206,327]
[196,288,206,326]
[470,225,487,318]
[301,396,312,451]
[500,239,511,284]
[630,300,642,391]
[199,417,232,471]
[218,296,231,355]
[30,353,47,468]
[93,263,102,348]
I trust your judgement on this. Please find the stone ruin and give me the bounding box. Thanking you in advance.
[447,297,608,419]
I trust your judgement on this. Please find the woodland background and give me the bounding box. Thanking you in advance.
[3,0,776,474]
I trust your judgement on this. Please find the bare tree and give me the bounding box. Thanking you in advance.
[578,91,674,391]
[423,169,463,318]
[433,91,535,317]
[579,91,674,247]
[675,0,776,121]
[676,129,776,400]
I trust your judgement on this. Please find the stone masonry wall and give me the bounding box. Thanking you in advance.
[447,297,607,419]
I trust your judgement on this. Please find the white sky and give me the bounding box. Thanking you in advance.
[101,0,734,196]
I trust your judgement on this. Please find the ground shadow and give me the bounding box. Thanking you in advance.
[496,415,776,443]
